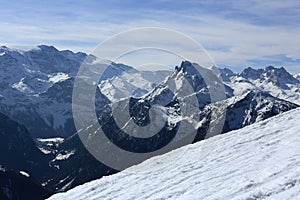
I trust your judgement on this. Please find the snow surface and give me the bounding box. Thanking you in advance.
[19,171,30,177]
[52,150,76,161]
[37,137,65,143]
[99,70,170,102]
[48,108,300,200]
[38,148,52,155]
[0,166,6,172]
[48,72,70,83]
[36,137,65,154]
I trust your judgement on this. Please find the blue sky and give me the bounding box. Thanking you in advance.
[1,0,300,73]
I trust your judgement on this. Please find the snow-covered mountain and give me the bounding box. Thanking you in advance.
[0,45,86,137]
[200,90,298,135]
[220,66,300,105]
[42,61,298,192]
[0,46,170,138]
[100,69,171,101]
[48,107,300,200]
[0,45,84,92]
[1,45,299,138]
[1,45,299,195]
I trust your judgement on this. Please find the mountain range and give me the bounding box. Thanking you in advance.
[219,66,300,104]
[0,45,299,197]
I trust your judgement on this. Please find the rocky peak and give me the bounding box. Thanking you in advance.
[263,65,299,86]
[37,45,59,53]
[240,67,264,80]
[218,67,235,82]
[239,66,299,89]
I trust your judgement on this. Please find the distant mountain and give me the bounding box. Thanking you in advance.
[240,66,298,87]
[99,67,171,102]
[218,67,235,82]
[1,45,299,138]
[205,90,298,134]
[0,166,52,200]
[0,46,170,138]
[219,66,300,105]
[0,45,85,138]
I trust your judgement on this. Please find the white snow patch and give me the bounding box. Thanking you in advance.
[53,150,76,161]
[49,72,70,83]
[20,171,30,177]
[38,148,52,155]
[0,166,6,172]
[11,78,33,93]
[60,178,76,191]
[37,137,65,143]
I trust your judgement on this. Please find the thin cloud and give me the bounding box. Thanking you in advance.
[1,1,299,73]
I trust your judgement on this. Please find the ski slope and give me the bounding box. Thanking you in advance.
[48,108,300,200]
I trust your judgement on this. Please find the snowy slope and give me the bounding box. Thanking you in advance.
[48,108,300,200]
